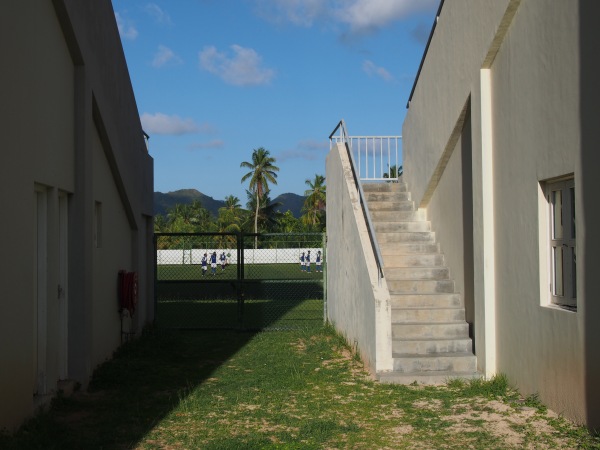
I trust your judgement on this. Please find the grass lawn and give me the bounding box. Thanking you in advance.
[2,325,598,449]
[157,263,323,281]
[156,263,324,330]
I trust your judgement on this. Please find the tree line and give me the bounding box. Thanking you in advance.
[154,147,326,239]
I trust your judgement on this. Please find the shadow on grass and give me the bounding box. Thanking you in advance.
[156,276,324,331]
[0,329,265,449]
[2,289,324,449]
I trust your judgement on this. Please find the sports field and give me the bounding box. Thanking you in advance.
[155,263,325,330]
[157,262,323,281]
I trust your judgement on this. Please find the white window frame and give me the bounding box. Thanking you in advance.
[546,178,576,309]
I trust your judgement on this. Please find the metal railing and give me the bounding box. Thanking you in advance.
[330,132,402,182]
[329,120,386,281]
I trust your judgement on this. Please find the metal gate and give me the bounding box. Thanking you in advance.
[154,232,325,330]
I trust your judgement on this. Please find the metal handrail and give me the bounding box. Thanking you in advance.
[329,120,385,281]
[331,135,402,182]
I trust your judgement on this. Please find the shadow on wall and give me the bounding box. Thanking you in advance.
[580,0,600,432]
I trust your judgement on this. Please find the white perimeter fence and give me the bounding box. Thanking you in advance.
[157,248,324,265]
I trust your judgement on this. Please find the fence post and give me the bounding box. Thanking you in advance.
[322,232,327,324]
[237,232,244,330]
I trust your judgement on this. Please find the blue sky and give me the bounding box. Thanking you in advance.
[112,0,439,201]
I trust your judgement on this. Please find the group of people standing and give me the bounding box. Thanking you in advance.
[201,251,228,276]
[300,250,322,273]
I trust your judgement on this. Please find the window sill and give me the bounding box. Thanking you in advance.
[543,303,577,313]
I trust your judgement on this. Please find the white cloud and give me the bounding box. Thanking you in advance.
[152,45,182,68]
[199,45,275,86]
[362,60,393,81]
[141,113,207,135]
[144,3,173,25]
[253,0,438,34]
[334,0,437,32]
[115,12,138,40]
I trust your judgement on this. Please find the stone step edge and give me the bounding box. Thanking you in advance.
[391,351,475,358]
[385,278,452,283]
[392,336,472,342]
[392,321,467,326]
[391,306,465,311]
[376,371,482,385]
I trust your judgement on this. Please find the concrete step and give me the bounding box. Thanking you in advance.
[363,180,481,387]
[391,353,477,373]
[367,201,415,211]
[369,202,415,217]
[392,306,466,323]
[380,242,440,255]
[383,253,444,267]
[387,279,455,294]
[385,267,449,281]
[370,210,425,221]
[376,231,435,244]
[365,191,410,202]
[377,370,481,386]
[390,294,463,308]
[374,221,431,233]
[392,322,469,339]
[362,182,407,192]
[392,337,473,355]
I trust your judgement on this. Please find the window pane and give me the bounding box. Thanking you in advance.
[553,246,564,296]
[552,190,563,239]
[570,187,575,239]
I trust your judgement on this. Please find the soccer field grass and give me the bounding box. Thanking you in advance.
[157,262,323,281]
[156,263,325,330]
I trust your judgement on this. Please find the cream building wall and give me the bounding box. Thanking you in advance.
[403,0,599,428]
[326,143,393,374]
[0,0,154,431]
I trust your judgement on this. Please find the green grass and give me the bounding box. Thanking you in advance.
[157,263,323,281]
[156,297,324,330]
[2,325,598,449]
[156,263,325,330]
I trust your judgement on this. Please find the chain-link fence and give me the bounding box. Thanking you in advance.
[154,232,325,330]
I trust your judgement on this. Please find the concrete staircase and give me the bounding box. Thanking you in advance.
[363,181,479,384]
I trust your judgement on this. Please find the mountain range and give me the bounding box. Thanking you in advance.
[154,189,306,218]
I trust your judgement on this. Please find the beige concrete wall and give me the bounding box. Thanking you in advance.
[92,125,132,365]
[402,0,598,427]
[326,143,392,374]
[426,113,475,336]
[490,0,584,423]
[0,0,153,431]
[0,0,77,430]
[403,0,509,207]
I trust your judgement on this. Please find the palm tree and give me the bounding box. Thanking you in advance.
[383,164,403,181]
[223,195,241,211]
[240,147,279,247]
[215,195,243,248]
[302,174,326,229]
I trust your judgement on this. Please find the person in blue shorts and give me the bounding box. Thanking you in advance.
[300,252,305,271]
[316,250,322,272]
[306,250,311,273]
[201,253,207,276]
[210,251,217,275]
[220,251,226,271]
